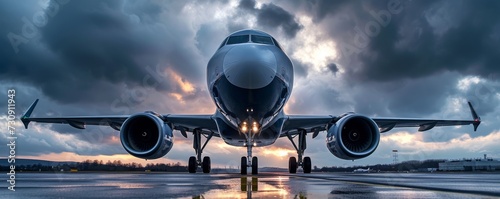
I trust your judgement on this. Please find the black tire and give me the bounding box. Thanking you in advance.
[303,157,312,173]
[289,157,297,173]
[241,157,247,175]
[188,156,197,173]
[202,156,211,173]
[251,156,258,175]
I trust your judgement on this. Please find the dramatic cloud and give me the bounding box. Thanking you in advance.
[326,63,339,74]
[1,0,500,168]
[1,1,205,106]
[238,0,303,38]
[302,0,500,83]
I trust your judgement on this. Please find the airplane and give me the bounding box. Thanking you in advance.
[353,168,372,173]
[21,29,481,175]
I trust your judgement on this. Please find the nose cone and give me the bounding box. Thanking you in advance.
[223,45,277,89]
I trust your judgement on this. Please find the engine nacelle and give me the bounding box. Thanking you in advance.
[120,112,173,159]
[326,114,380,160]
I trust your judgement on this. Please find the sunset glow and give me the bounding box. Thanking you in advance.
[19,152,175,165]
[261,148,294,158]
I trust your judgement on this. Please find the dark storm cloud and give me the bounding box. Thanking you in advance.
[307,0,500,82]
[0,0,203,105]
[326,63,338,74]
[238,0,256,10]
[277,0,500,120]
[0,1,216,158]
[305,0,351,22]
[238,0,303,38]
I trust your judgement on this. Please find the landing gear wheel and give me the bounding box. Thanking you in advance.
[202,156,211,173]
[188,156,197,173]
[251,157,258,175]
[303,157,312,173]
[289,157,297,173]
[189,129,214,174]
[241,157,247,175]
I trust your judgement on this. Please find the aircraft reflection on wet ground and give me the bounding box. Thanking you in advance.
[5,172,500,198]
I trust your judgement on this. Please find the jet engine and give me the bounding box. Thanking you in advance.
[326,114,380,160]
[120,112,173,159]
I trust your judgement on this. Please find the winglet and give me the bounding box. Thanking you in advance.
[468,101,481,131]
[21,99,39,129]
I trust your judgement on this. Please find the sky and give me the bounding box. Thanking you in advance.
[1,0,500,168]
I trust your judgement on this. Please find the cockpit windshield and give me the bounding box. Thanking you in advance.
[219,31,282,49]
[226,35,250,45]
[251,35,273,45]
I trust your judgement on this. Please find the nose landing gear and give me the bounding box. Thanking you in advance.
[240,118,259,175]
[241,140,259,175]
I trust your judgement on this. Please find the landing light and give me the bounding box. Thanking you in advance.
[241,121,260,133]
[251,122,259,133]
[241,121,249,132]
[252,125,259,132]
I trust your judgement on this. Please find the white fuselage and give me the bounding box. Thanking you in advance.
[206,29,294,147]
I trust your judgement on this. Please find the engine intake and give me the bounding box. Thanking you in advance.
[120,112,173,159]
[326,114,380,160]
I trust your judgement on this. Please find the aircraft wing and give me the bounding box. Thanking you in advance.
[281,101,481,137]
[21,99,219,136]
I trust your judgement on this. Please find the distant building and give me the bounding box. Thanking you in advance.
[439,157,500,171]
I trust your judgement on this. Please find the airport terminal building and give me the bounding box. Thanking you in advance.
[439,156,500,171]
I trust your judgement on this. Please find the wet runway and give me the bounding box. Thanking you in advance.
[4,172,500,198]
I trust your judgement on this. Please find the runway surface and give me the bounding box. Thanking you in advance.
[4,172,500,198]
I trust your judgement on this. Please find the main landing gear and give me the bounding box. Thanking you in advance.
[188,129,214,173]
[286,130,312,173]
